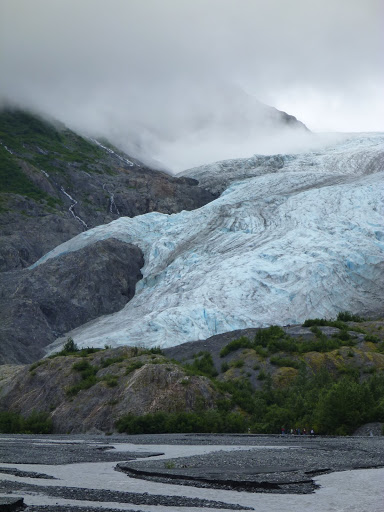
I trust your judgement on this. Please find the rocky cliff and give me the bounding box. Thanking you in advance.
[0,109,217,272]
[0,238,144,364]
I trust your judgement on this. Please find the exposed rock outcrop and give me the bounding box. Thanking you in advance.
[0,348,218,433]
[0,109,217,272]
[0,238,144,364]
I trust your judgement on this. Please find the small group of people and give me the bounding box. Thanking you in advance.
[281,427,315,436]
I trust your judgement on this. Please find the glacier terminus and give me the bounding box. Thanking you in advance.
[34,134,384,352]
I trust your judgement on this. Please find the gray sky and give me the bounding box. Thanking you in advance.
[1,0,383,171]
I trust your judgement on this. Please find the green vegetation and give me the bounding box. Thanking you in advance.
[219,323,358,361]
[116,368,384,435]
[365,334,380,343]
[257,369,268,380]
[221,361,230,372]
[0,110,62,149]
[336,311,364,322]
[254,325,286,344]
[125,360,144,375]
[0,109,107,175]
[0,410,53,434]
[50,338,102,358]
[270,356,301,369]
[220,328,285,357]
[303,318,352,330]
[63,338,79,353]
[0,107,133,212]
[220,336,252,357]
[230,359,245,369]
[101,356,126,368]
[116,410,249,435]
[29,360,47,372]
[101,374,119,387]
[146,347,164,355]
[66,359,99,396]
[183,351,218,378]
[0,146,57,205]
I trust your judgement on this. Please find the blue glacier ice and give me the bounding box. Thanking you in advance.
[36,134,384,351]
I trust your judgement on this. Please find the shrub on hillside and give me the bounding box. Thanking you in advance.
[0,410,52,434]
[336,311,364,323]
[116,410,249,434]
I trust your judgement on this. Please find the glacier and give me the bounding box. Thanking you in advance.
[34,134,384,351]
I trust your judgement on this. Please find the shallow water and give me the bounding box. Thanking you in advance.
[1,441,384,511]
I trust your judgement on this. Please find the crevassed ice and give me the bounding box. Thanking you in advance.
[36,134,384,350]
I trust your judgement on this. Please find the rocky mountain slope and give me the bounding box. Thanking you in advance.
[0,109,216,272]
[0,238,143,364]
[37,134,384,353]
[0,109,218,364]
[0,346,218,433]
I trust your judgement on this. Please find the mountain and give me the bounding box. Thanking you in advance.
[0,105,383,435]
[0,106,311,364]
[0,109,216,272]
[1,108,383,366]
[35,134,384,354]
[73,83,310,172]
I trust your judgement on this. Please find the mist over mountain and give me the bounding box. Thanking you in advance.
[1,1,383,171]
[76,84,314,173]
[1,83,315,174]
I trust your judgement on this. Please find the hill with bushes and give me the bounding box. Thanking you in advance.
[0,316,383,435]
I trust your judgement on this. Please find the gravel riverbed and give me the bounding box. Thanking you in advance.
[0,433,383,511]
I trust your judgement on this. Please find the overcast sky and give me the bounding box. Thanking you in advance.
[1,0,383,171]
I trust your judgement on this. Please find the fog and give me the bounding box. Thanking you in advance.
[1,0,383,171]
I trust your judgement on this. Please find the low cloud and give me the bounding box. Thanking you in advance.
[1,0,382,171]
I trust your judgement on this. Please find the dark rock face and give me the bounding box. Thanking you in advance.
[0,497,25,511]
[0,109,217,272]
[0,195,81,272]
[0,109,217,363]
[0,238,144,364]
[0,171,215,272]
